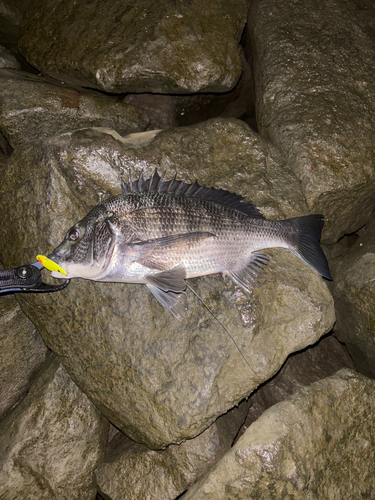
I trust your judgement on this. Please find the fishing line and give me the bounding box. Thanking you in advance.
[184,282,261,382]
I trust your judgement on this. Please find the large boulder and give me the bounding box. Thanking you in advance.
[0,46,21,69]
[122,52,255,131]
[0,121,334,448]
[182,369,375,499]
[235,334,356,438]
[18,0,249,93]
[0,0,27,46]
[0,355,109,500]
[0,287,48,420]
[95,399,250,500]
[330,214,375,379]
[0,69,149,148]
[249,0,375,243]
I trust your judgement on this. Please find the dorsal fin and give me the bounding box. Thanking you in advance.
[121,169,265,219]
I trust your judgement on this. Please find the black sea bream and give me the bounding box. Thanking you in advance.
[48,170,331,319]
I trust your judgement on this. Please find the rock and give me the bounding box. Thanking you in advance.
[182,369,375,499]
[95,399,250,500]
[0,121,335,448]
[0,0,25,46]
[19,0,249,94]
[123,93,178,131]
[0,130,12,155]
[236,335,355,437]
[0,69,150,148]
[249,0,375,243]
[0,150,8,167]
[0,287,49,420]
[330,214,375,379]
[0,355,109,500]
[174,52,255,128]
[0,45,21,69]
[122,52,255,131]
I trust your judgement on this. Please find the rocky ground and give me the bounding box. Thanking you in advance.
[0,0,374,499]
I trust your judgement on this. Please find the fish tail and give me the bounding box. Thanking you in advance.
[287,214,332,280]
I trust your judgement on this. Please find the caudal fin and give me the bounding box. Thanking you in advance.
[288,214,332,280]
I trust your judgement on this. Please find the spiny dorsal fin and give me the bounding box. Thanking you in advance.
[121,169,265,219]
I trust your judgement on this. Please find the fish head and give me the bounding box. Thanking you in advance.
[48,204,118,280]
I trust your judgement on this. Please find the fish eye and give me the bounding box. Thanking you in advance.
[68,228,80,241]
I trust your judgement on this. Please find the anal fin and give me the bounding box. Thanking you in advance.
[227,253,270,293]
[147,284,188,320]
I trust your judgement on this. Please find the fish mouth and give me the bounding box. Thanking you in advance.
[47,252,60,262]
[47,252,68,279]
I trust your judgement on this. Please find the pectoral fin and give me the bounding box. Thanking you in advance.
[227,253,270,293]
[145,265,187,293]
[131,232,215,270]
[146,284,188,320]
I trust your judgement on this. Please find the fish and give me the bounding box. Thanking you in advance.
[48,169,332,320]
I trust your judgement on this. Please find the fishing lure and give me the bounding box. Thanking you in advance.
[36,255,67,275]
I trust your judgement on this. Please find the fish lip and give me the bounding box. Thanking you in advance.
[47,252,60,262]
[51,270,66,279]
[46,252,67,279]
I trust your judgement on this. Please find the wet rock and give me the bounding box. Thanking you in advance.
[0,122,334,448]
[0,69,149,148]
[249,0,375,243]
[0,289,48,420]
[174,52,255,128]
[95,400,250,500]
[0,0,25,46]
[182,369,375,499]
[0,355,109,500]
[19,0,249,94]
[0,45,21,69]
[123,93,178,130]
[123,53,255,131]
[330,213,375,378]
[237,335,355,437]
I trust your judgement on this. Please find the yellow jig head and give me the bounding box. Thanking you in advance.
[36,255,67,275]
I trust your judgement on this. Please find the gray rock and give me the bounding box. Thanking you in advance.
[0,0,25,46]
[123,93,178,131]
[236,335,356,438]
[0,121,335,448]
[175,51,255,128]
[123,52,255,131]
[95,400,250,500]
[19,0,249,93]
[182,369,375,500]
[0,355,109,500]
[249,0,375,243]
[330,214,375,378]
[0,69,149,148]
[0,291,48,420]
[0,45,21,69]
